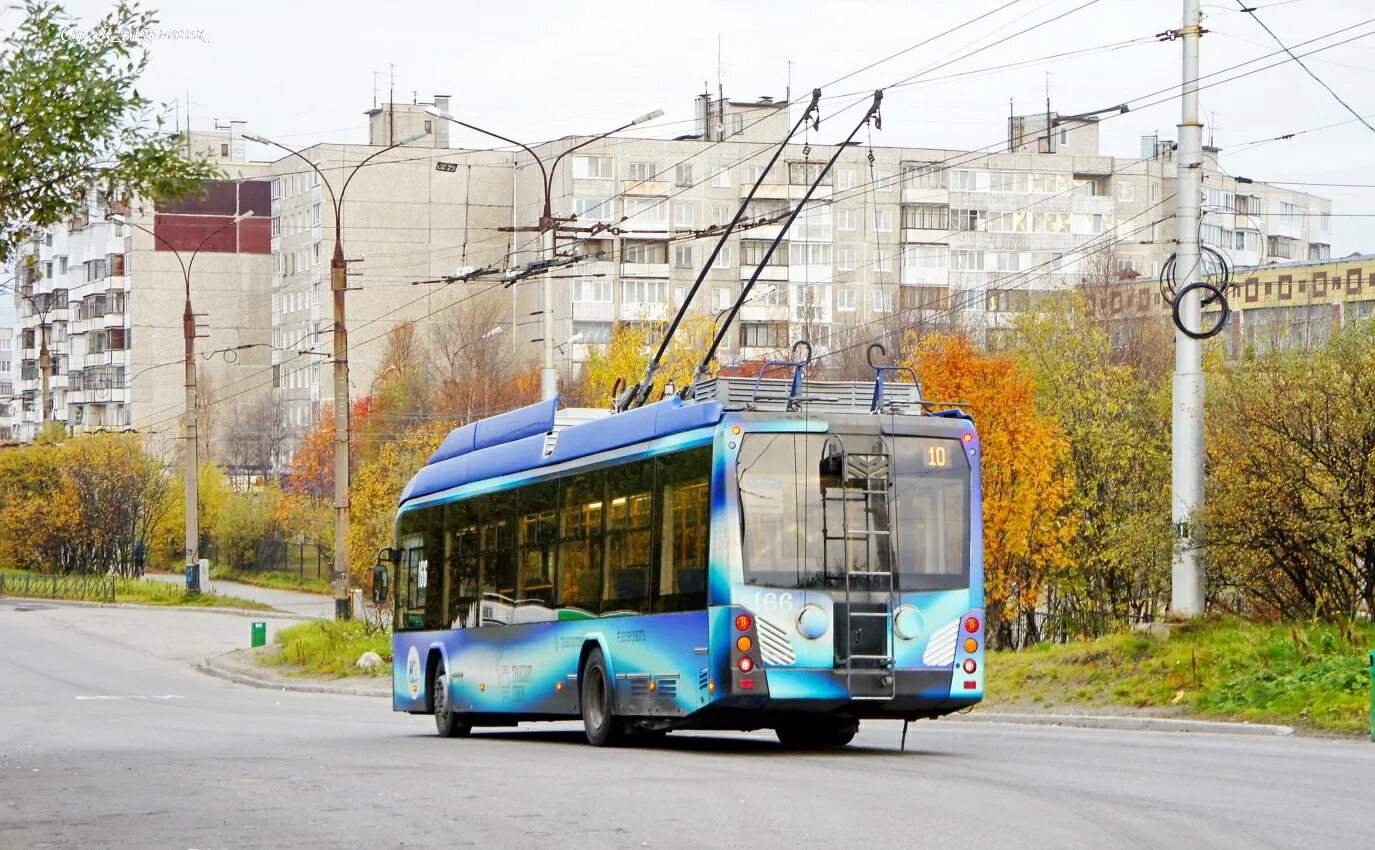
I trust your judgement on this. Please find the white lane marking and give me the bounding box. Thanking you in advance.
[75,695,185,701]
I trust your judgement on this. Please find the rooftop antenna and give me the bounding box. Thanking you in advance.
[372,71,379,109]
[616,88,823,412]
[694,90,885,384]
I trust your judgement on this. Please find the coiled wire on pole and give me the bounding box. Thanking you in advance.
[1160,246,1234,340]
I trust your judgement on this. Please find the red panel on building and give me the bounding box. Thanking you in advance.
[152,179,271,254]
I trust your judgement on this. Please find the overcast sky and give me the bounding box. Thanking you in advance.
[16,0,1375,255]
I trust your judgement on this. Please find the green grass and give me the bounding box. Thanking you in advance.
[112,578,272,610]
[986,618,1374,735]
[261,620,391,678]
[212,568,331,595]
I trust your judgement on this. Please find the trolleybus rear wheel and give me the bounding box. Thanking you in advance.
[775,719,858,748]
[580,647,624,747]
[433,666,472,738]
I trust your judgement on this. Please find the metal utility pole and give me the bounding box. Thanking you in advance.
[244,131,426,619]
[109,210,253,583]
[1172,0,1206,616]
[424,106,663,401]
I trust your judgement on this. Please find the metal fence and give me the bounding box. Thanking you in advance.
[204,539,329,581]
[0,572,116,603]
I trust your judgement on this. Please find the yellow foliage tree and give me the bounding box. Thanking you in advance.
[347,421,448,586]
[902,332,1075,647]
[581,313,718,405]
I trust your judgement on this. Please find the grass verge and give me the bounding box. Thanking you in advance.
[2,571,270,611]
[212,568,331,595]
[261,620,391,678]
[985,617,1374,735]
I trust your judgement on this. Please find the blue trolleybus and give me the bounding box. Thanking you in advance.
[381,368,984,746]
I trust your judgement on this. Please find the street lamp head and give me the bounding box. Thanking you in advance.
[423,105,452,121]
[632,109,665,126]
[398,130,428,145]
[242,133,271,145]
[755,284,777,299]
[231,209,255,223]
[481,326,504,339]
[566,332,584,345]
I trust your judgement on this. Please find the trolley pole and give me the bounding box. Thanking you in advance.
[1171,0,1207,616]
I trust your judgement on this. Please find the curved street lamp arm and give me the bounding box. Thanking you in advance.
[434,115,550,219]
[250,138,340,220]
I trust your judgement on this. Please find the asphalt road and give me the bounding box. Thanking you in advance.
[2,602,1372,850]
[143,573,335,619]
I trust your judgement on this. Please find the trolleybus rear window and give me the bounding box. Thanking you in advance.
[736,433,970,591]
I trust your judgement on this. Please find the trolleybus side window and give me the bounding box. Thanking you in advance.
[655,446,711,612]
[517,481,559,606]
[605,460,655,613]
[397,507,445,631]
[446,501,480,628]
[558,470,604,615]
[479,491,516,619]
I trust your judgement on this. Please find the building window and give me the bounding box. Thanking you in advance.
[873,209,893,232]
[572,322,612,344]
[1117,181,1135,202]
[573,156,613,179]
[788,162,832,186]
[787,242,831,266]
[675,164,693,187]
[740,240,779,268]
[873,167,893,192]
[623,197,666,223]
[673,245,694,269]
[572,279,612,302]
[740,322,789,349]
[835,168,857,191]
[873,289,893,312]
[573,197,613,222]
[622,241,667,264]
[622,280,668,303]
[710,164,731,187]
[902,204,949,230]
[836,208,857,231]
[627,162,658,182]
[837,288,856,311]
[873,247,894,273]
[836,247,857,272]
[672,204,696,228]
[902,162,947,190]
[713,287,732,311]
[952,250,985,271]
[711,204,730,226]
[712,244,732,269]
[902,244,946,269]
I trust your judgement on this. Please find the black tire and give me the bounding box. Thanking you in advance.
[432,665,472,738]
[776,719,858,748]
[579,647,623,747]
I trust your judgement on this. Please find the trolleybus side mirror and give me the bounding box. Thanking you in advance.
[371,548,396,604]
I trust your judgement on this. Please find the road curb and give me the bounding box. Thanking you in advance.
[950,711,1294,736]
[1,596,303,620]
[197,655,389,698]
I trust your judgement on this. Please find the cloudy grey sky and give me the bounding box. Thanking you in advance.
[19,0,1375,253]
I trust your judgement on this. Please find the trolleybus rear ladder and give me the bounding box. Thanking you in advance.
[820,438,897,699]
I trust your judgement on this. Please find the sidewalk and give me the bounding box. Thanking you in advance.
[144,573,334,619]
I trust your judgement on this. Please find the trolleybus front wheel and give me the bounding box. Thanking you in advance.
[580,647,624,747]
[432,666,472,738]
[775,719,858,748]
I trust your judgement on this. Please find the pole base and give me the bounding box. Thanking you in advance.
[335,598,352,621]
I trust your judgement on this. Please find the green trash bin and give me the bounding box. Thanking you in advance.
[251,621,267,648]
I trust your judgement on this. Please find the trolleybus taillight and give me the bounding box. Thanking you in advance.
[736,636,752,652]
[962,658,978,674]
[963,637,978,653]
[964,616,980,634]
[735,614,752,632]
[738,657,754,673]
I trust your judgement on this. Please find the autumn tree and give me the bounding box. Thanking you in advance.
[0,1,220,263]
[1014,292,1172,635]
[347,423,448,585]
[1206,321,1375,620]
[581,313,717,405]
[902,332,1075,647]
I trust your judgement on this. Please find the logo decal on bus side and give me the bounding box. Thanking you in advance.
[406,646,422,698]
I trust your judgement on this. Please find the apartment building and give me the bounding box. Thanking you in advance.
[13,126,274,451]
[1084,254,1375,356]
[506,96,1330,368]
[263,95,515,434]
[0,326,14,441]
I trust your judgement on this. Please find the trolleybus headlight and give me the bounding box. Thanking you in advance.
[735,614,753,632]
[796,605,829,640]
[962,658,978,674]
[738,657,754,673]
[964,616,980,634]
[736,636,752,652]
[892,605,924,641]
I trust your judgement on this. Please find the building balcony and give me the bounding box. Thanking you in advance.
[620,302,670,321]
[902,186,949,205]
[740,183,789,200]
[621,262,670,278]
[571,301,615,322]
[739,303,789,323]
[623,179,672,196]
[788,264,833,284]
[740,265,788,282]
[902,266,950,287]
[902,228,949,244]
